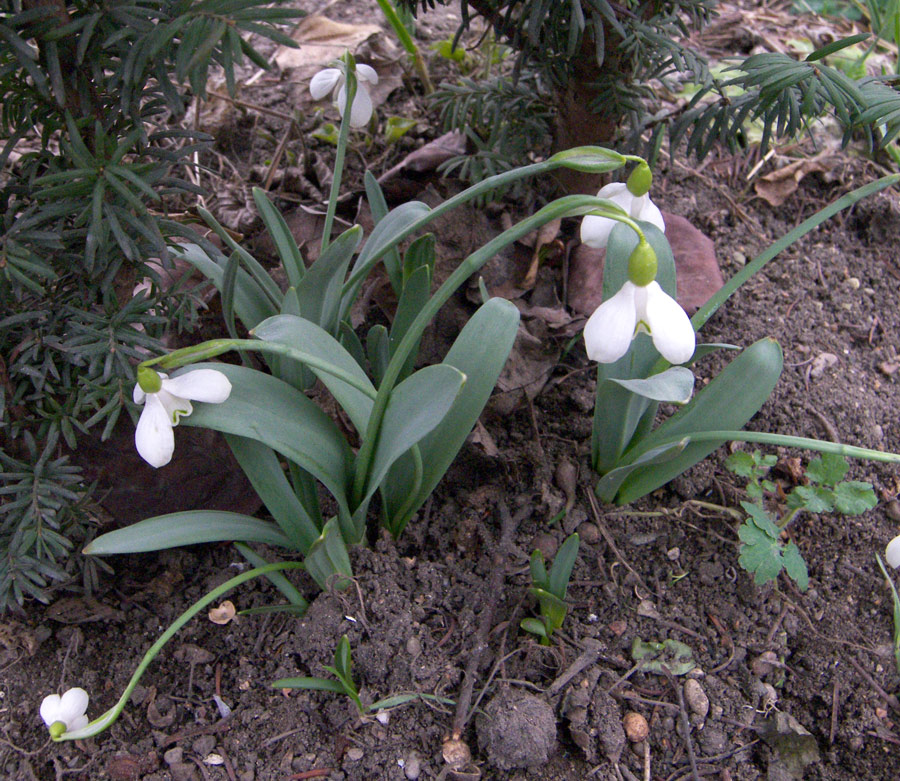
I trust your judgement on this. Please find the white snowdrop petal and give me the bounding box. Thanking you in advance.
[886,535,900,568]
[356,63,378,84]
[642,282,695,365]
[40,694,62,727]
[163,370,232,404]
[583,282,638,363]
[135,394,176,468]
[581,184,635,249]
[310,68,342,99]
[636,197,665,234]
[347,83,374,127]
[58,688,89,723]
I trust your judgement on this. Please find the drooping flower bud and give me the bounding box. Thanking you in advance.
[137,365,162,394]
[626,162,653,197]
[627,240,658,287]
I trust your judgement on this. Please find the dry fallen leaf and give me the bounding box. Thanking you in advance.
[274,16,383,70]
[208,600,237,625]
[755,157,829,207]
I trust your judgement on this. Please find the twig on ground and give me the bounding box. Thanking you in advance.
[586,490,654,598]
[450,500,521,739]
[846,655,900,715]
[829,678,840,745]
[546,639,603,696]
[662,667,700,781]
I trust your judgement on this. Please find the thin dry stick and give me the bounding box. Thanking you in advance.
[829,678,840,746]
[586,489,654,598]
[450,500,520,739]
[662,668,700,781]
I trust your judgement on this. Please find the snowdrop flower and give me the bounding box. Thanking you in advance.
[40,688,89,738]
[133,367,231,468]
[583,240,695,365]
[887,535,900,568]
[310,63,378,128]
[581,163,665,249]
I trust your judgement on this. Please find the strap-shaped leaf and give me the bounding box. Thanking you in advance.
[381,298,520,534]
[361,364,465,505]
[174,243,275,330]
[595,439,689,503]
[304,517,353,590]
[225,434,320,552]
[180,363,353,517]
[390,264,432,381]
[84,511,291,555]
[234,542,307,610]
[364,171,402,294]
[613,338,783,504]
[548,533,580,599]
[252,187,306,288]
[609,366,694,404]
[294,225,363,335]
[252,315,376,433]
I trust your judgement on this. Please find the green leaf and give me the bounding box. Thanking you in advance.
[609,366,695,404]
[380,298,520,534]
[181,363,353,519]
[367,324,390,387]
[806,453,850,486]
[234,542,308,611]
[334,635,352,680]
[362,364,465,503]
[631,638,695,675]
[252,187,305,288]
[789,485,834,514]
[225,434,320,551]
[251,315,376,434]
[532,587,567,632]
[833,481,877,515]
[738,520,784,586]
[84,512,291,555]
[294,226,363,334]
[530,549,549,590]
[782,541,809,591]
[741,501,781,538]
[548,533,580,599]
[271,677,348,693]
[725,451,757,478]
[548,146,626,173]
[520,617,550,641]
[595,439,688,503]
[613,338,783,505]
[364,171,402,294]
[303,517,353,590]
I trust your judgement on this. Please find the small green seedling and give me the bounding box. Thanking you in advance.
[273,634,365,713]
[631,637,696,675]
[272,635,454,715]
[728,452,877,591]
[385,116,418,143]
[312,122,340,145]
[521,533,579,645]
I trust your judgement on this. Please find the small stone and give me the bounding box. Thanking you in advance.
[576,522,600,545]
[406,636,422,656]
[886,501,900,522]
[872,424,884,442]
[733,250,747,266]
[683,679,709,721]
[751,650,778,677]
[846,277,860,289]
[666,547,680,561]
[477,690,556,770]
[164,748,183,766]
[345,748,364,761]
[531,533,558,560]
[442,739,471,768]
[623,711,649,742]
[809,352,838,378]
[107,756,141,781]
[404,753,421,780]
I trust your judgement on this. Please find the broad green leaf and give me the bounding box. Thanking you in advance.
[401,232,436,285]
[738,520,783,585]
[180,363,353,518]
[341,201,431,317]
[252,315,376,433]
[833,481,877,514]
[364,171,402,294]
[362,364,465,502]
[612,338,783,505]
[294,226,362,334]
[225,434,319,551]
[806,453,850,486]
[174,243,275,329]
[631,638,695,675]
[595,439,688,503]
[367,324,390,387]
[234,542,308,610]
[726,451,757,478]
[782,541,809,591]
[252,187,305,287]
[788,485,834,514]
[304,517,353,590]
[390,263,431,380]
[380,298,520,534]
[609,366,695,404]
[84,511,291,555]
[548,533,580,599]
[532,587,567,630]
[520,617,550,641]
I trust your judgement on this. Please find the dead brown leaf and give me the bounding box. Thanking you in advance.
[755,157,830,207]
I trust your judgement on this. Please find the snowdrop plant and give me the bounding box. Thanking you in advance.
[586,166,900,506]
[40,688,89,739]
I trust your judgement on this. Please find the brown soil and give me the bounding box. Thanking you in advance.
[4,2,900,780]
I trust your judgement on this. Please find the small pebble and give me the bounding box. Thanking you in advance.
[684,679,709,720]
[404,753,421,780]
[346,748,364,762]
[192,735,216,757]
[846,276,860,289]
[164,748,183,766]
[406,636,422,656]
[576,522,600,544]
[886,500,900,522]
[623,711,649,742]
[532,533,558,560]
